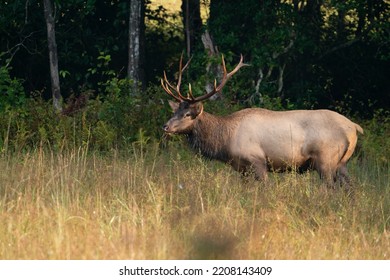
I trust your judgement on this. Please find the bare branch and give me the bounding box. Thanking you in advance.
[277,64,286,95]
[272,31,296,59]
[318,38,360,60]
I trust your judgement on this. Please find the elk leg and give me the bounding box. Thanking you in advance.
[251,159,268,181]
[229,158,251,179]
[337,164,353,194]
[230,157,268,182]
[314,160,337,189]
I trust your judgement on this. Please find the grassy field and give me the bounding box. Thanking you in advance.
[0,141,389,260]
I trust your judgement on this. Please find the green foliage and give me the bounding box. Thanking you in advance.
[0,0,389,154]
[0,0,389,262]
[94,80,168,147]
[1,0,388,115]
[2,80,388,163]
[207,0,389,113]
[0,81,171,153]
[0,66,25,112]
[359,109,390,165]
[144,0,183,83]
[0,0,184,100]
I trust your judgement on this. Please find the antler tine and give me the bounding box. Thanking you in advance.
[161,54,194,102]
[193,54,248,102]
[162,54,247,104]
[215,54,248,92]
[229,54,247,76]
[161,71,182,102]
[175,54,191,101]
[163,71,179,93]
[188,83,196,100]
[182,57,194,101]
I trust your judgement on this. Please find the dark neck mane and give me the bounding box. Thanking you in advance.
[186,112,234,161]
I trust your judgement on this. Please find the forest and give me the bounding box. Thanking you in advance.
[0,0,389,260]
[1,1,389,143]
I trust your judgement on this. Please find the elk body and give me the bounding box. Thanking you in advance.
[162,55,363,188]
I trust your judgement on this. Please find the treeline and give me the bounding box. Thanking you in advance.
[0,0,389,150]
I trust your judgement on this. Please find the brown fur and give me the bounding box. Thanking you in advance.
[163,101,363,189]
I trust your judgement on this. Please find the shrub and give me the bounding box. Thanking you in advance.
[0,66,25,112]
[0,80,175,153]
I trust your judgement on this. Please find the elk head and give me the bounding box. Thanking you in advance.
[162,54,247,134]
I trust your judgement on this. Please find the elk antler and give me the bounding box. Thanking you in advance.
[161,54,248,103]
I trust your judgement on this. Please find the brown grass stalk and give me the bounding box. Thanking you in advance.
[0,144,389,259]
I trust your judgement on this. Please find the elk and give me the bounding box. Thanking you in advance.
[161,55,363,189]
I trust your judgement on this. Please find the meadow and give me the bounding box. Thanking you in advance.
[1,0,389,262]
[0,139,389,260]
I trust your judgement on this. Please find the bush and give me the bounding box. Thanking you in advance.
[359,109,390,165]
[0,74,388,161]
[0,79,174,153]
[0,66,25,112]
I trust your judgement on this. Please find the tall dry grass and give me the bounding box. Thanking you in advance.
[0,143,389,259]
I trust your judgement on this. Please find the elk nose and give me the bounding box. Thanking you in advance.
[162,124,169,132]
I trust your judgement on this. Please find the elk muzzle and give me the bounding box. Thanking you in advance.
[162,118,177,134]
[162,123,171,133]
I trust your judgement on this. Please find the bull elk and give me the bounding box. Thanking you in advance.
[161,55,363,189]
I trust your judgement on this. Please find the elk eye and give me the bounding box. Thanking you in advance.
[184,112,191,118]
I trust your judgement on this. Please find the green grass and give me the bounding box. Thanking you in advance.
[0,142,389,260]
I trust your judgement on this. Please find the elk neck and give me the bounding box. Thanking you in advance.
[186,111,235,162]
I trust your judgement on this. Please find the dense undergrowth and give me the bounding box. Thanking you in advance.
[0,86,389,161]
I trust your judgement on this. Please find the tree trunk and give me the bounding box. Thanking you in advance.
[181,0,202,57]
[128,0,145,91]
[43,0,62,112]
[201,30,223,100]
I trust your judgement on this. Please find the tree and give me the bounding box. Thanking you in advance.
[208,0,296,103]
[181,0,202,57]
[206,0,389,113]
[0,0,388,115]
[43,0,62,112]
[128,0,145,90]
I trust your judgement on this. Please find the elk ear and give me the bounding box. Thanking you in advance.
[194,102,203,116]
[168,100,180,112]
